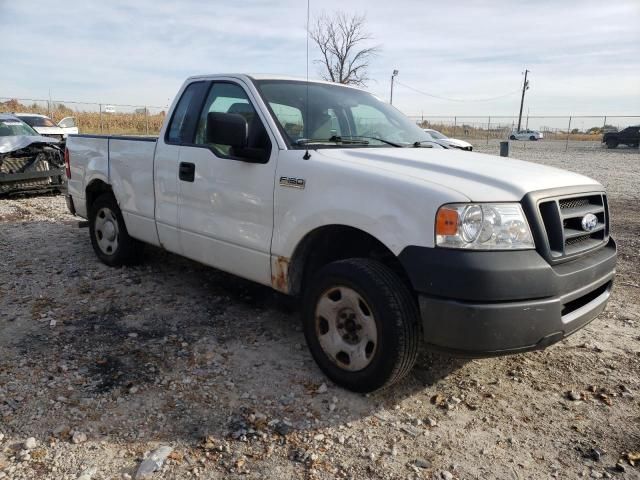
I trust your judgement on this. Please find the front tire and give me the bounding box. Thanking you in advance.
[529,135,537,141]
[302,259,420,392]
[509,135,516,140]
[89,193,143,266]
[606,138,618,149]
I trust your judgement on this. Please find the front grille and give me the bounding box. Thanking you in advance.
[559,198,589,209]
[565,235,591,247]
[538,193,608,259]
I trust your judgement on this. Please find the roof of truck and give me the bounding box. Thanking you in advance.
[185,73,366,91]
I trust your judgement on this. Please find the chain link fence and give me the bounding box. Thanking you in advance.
[407,115,640,150]
[2,96,638,151]
[0,97,168,136]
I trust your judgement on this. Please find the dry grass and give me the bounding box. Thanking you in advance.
[1,99,166,136]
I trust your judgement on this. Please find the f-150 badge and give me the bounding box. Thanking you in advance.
[279,177,305,189]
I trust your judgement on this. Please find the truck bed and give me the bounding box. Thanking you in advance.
[66,134,159,245]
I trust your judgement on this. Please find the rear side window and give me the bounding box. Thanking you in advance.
[166,81,208,144]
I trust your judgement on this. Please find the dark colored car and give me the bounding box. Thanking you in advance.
[602,125,640,149]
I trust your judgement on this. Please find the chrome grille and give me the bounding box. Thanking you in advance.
[538,193,608,259]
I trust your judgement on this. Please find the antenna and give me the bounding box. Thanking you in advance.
[303,0,311,160]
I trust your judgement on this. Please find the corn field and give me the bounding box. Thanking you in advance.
[0,98,167,135]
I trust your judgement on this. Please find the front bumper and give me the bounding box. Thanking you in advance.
[399,238,616,356]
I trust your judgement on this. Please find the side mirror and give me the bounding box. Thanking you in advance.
[206,112,247,148]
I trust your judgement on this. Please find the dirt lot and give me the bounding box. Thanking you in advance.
[0,141,639,480]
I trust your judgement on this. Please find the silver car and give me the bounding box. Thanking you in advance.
[509,129,543,141]
[423,128,473,151]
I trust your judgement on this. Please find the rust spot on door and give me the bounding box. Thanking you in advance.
[271,256,290,293]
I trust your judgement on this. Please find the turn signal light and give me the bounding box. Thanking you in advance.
[435,207,458,235]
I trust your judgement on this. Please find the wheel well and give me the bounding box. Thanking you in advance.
[288,225,412,296]
[85,180,113,213]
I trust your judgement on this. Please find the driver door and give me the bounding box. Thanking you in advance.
[177,80,278,286]
[58,117,79,135]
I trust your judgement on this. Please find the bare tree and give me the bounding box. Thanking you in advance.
[310,12,379,87]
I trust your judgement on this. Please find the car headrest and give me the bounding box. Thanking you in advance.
[227,102,255,117]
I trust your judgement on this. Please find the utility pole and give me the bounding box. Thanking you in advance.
[517,69,529,132]
[390,69,399,105]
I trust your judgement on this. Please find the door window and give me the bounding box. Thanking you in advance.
[166,81,208,144]
[194,83,271,162]
[58,117,76,128]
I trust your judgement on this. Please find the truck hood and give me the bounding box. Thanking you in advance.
[317,147,601,202]
[0,135,60,154]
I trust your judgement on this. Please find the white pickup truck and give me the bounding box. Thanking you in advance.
[65,74,616,392]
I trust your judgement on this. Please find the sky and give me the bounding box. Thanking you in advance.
[1,0,639,118]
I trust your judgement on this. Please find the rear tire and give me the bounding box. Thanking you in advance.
[529,135,537,141]
[606,138,619,149]
[89,193,143,266]
[302,258,420,392]
[509,135,516,140]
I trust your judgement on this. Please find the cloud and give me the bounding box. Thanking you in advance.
[0,0,638,115]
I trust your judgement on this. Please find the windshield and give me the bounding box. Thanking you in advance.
[425,129,448,140]
[0,118,39,137]
[19,115,57,128]
[253,80,436,148]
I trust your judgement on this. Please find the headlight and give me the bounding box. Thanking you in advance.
[435,203,534,250]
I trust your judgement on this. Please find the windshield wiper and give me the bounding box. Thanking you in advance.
[295,135,402,148]
[412,140,438,148]
[296,136,369,146]
[339,135,402,147]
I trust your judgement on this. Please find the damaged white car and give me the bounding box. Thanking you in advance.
[0,114,65,194]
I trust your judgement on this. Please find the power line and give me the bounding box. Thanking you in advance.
[394,80,520,103]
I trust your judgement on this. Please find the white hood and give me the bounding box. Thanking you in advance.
[317,147,600,202]
[441,138,472,149]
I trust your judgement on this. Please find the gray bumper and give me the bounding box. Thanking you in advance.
[400,239,616,356]
[418,273,612,355]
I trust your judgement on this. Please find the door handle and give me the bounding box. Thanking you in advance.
[179,162,195,182]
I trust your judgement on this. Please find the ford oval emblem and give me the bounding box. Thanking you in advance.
[581,213,598,232]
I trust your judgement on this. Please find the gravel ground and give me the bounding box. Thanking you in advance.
[0,141,639,480]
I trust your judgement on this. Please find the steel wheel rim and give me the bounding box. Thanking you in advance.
[94,207,119,255]
[315,286,378,372]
